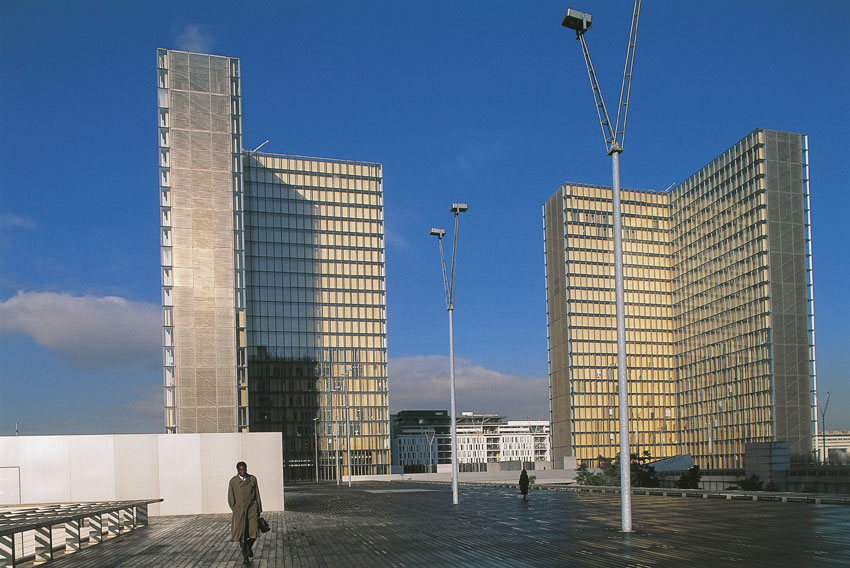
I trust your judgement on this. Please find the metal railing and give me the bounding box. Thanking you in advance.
[556,485,850,505]
[0,499,162,567]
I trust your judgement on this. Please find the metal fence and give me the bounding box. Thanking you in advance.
[0,499,162,567]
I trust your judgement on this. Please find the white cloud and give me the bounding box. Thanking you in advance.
[176,24,214,53]
[0,212,35,248]
[384,226,410,251]
[0,213,35,230]
[453,134,509,173]
[383,210,411,252]
[388,355,550,420]
[0,291,160,371]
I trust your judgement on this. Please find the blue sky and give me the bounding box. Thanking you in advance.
[1,0,847,435]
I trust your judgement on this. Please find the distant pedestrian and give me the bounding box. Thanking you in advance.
[228,461,263,564]
[519,468,530,501]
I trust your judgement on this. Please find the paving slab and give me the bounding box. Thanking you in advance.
[44,482,850,567]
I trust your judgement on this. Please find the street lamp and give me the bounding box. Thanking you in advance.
[819,390,831,464]
[330,379,341,485]
[429,202,468,505]
[313,417,319,482]
[562,1,642,533]
[425,428,436,474]
[344,367,354,487]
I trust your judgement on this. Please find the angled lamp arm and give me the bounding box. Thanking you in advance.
[438,236,451,310]
[614,0,642,151]
[448,213,460,308]
[577,33,616,153]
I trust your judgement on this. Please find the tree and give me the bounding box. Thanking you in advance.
[576,462,593,485]
[575,456,618,486]
[629,451,660,488]
[739,474,764,491]
[598,455,619,484]
[575,452,662,487]
[676,465,701,489]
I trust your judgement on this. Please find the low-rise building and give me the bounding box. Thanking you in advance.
[818,430,850,464]
[391,410,550,472]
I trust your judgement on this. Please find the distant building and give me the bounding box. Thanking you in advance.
[156,49,389,481]
[391,411,550,472]
[819,430,850,464]
[543,129,818,470]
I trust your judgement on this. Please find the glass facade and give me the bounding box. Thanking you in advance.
[544,129,817,470]
[157,50,390,480]
[544,185,676,466]
[243,154,389,480]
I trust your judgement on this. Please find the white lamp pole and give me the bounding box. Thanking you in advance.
[345,367,353,487]
[333,383,340,486]
[562,1,642,533]
[313,417,319,482]
[430,203,468,505]
[819,390,831,464]
[425,429,436,473]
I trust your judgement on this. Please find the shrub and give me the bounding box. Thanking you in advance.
[739,474,764,491]
[676,465,702,489]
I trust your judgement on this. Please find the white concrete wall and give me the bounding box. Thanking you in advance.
[0,433,283,516]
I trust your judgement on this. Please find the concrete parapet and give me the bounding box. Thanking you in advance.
[0,433,283,516]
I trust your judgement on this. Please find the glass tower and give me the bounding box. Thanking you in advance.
[544,185,676,466]
[243,154,389,480]
[543,129,817,470]
[157,49,390,480]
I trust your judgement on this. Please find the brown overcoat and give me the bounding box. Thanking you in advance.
[228,474,262,542]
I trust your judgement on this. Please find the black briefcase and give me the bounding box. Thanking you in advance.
[258,516,271,533]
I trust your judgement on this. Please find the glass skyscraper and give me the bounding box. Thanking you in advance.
[157,49,389,480]
[543,129,817,470]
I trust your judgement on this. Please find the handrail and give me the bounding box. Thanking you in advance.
[0,499,162,536]
[557,485,850,505]
[0,499,163,567]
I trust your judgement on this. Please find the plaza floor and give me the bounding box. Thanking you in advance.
[47,482,850,567]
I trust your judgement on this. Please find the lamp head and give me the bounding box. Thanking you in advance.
[450,203,468,213]
[429,227,446,238]
[562,8,592,33]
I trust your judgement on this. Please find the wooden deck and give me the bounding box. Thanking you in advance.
[27,482,850,567]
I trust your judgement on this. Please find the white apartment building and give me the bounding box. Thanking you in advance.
[817,430,850,464]
[392,411,550,472]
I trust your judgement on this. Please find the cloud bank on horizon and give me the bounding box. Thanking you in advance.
[0,291,548,432]
[0,290,160,371]
[388,355,550,420]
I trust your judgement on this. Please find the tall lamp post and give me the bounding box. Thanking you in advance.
[344,367,354,487]
[819,390,831,464]
[425,428,436,474]
[562,1,642,533]
[430,203,468,505]
[332,380,341,486]
[313,417,319,482]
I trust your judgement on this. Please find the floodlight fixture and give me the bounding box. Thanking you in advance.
[450,203,468,213]
[562,8,592,35]
[429,227,446,238]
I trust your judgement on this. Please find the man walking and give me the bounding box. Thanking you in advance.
[228,461,263,563]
